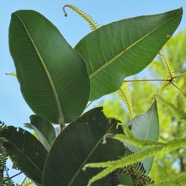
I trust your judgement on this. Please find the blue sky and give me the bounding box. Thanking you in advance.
[0,0,186,184]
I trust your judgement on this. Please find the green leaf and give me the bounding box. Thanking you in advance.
[43,107,125,186]
[125,100,159,174]
[0,126,47,184]
[75,8,182,100]
[25,115,56,151]
[9,10,90,124]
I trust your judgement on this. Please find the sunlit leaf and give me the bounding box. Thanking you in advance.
[75,8,182,100]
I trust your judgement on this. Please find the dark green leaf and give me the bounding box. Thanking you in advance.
[43,107,125,186]
[125,100,159,174]
[25,115,56,151]
[9,10,90,124]
[75,8,182,100]
[0,126,47,184]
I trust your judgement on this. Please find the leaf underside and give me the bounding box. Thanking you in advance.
[9,10,90,124]
[75,8,182,100]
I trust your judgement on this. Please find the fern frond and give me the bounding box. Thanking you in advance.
[0,121,14,186]
[85,135,186,185]
[62,4,100,31]
[118,83,134,119]
[158,80,170,94]
[159,52,176,78]
[114,133,161,148]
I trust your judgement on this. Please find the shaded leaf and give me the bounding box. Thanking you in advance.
[0,126,47,184]
[43,107,126,186]
[9,10,90,124]
[25,115,56,151]
[125,100,159,174]
[75,8,182,100]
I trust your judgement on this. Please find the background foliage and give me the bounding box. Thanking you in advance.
[103,27,186,183]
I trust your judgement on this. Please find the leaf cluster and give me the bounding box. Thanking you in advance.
[0,4,185,186]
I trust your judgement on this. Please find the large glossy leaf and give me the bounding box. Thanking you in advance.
[25,115,56,151]
[0,126,47,184]
[75,8,182,100]
[9,10,90,124]
[43,107,126,186]
[125,100,159,174]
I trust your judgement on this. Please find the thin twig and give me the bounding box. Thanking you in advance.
[9,171,23,179]
[123,78,170,83]
[171,83,186,96]
[173,72,186,79]
[123,72,186,83]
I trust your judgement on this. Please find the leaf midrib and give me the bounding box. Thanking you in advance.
[68,123,116,186]
[15,13,64,124]
[145,103,157,140]
[89,10,180,79]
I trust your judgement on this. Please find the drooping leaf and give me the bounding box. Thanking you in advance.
[75,8,182,100]
[0,126,47,184]
[125,100,159,174]
[25,115,56,151]
[43,107,126,186]
[9,10,90,124]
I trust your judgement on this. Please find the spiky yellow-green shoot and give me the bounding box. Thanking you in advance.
[118,82,134,119]
[62,4,100,31]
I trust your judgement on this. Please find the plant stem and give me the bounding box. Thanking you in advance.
[173,72,186,79]
[123,72,186,83]
[124,78,170,82]
[171,83,186,96]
